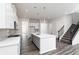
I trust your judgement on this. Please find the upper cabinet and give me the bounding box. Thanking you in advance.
[0,3,18,29]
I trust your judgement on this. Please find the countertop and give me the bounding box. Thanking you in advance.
[32,33,56,39]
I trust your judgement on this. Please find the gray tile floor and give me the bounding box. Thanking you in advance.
[21,38,71,55]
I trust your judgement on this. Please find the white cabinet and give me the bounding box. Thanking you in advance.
[0,3,17,29]
[0,37,20,55]
[0,4,6,28]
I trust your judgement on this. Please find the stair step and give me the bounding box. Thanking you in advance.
[62,37,71,40]
[61,39,72,44]
[65,33,71,36]
[64,32,71,35]
[63,34,71,37]
[61,38,71,41]
[63,35,71,38]
[62,35,71,38]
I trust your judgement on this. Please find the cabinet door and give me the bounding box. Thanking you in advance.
[5,3,14,29]
[0,3,14,29]
[6,14,14,29]
[0,3,17,29]
[0,4,6,28]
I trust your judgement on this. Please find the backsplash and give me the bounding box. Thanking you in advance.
[8,29,19,35]
[0,29,20,38]
[0,30,9,37]
[0,30,9,41]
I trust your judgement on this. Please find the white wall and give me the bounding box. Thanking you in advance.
[48,15,72,39]
[48,21,57,35]
[40,19,48,34]
[40,22,48,34]
[71,13,79,24]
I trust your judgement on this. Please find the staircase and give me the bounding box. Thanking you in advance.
[61,24,79,44]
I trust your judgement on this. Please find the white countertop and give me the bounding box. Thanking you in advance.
[32,33,56,39]
[0,37,20,47]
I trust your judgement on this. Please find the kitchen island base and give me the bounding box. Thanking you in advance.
[32,34,56,54]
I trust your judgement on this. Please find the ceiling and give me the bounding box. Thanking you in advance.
[14,3,79,20]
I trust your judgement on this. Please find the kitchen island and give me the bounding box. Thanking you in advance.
[32,33,56,54]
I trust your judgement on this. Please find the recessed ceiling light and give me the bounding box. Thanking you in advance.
[43,6,46,10]
[48,17,51,19]
[33,6,37,8]
[25,9,28,13]
[37,13,39,15]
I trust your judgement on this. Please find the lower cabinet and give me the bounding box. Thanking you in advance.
[0,44,20,55]
[0,37,20,55]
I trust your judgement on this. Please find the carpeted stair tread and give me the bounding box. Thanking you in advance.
[60,24,79,44]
